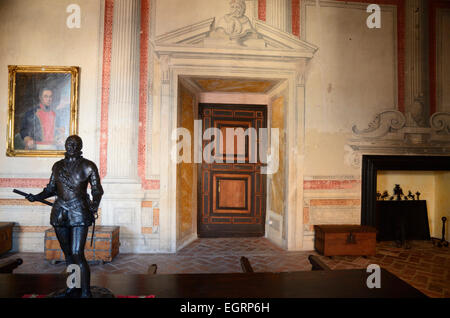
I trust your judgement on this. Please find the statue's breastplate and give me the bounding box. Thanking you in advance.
[54,159,88,197]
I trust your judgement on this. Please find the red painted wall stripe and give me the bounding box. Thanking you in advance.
[0,179,48,189]
[429,0,450,115]
[138,0,159,190]
[309,199,361,206]
[138,0,150,188]
[258,0,266,21]
[99,0,114,179]
[292,0,300,37]
[304,180,361,190]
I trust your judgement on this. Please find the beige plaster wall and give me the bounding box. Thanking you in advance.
[0,0,103,178]
[303,2,397,176]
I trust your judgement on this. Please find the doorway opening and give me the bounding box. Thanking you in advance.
[175,76,287,247]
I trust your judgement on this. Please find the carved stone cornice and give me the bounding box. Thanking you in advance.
[345,110,450,168]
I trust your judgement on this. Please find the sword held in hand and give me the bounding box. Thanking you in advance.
[13,189,53,206]
[14,188,98,247]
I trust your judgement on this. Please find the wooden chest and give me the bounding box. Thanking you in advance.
[0,222,14,255]
[45,226,120,263]
[314,225,377,256]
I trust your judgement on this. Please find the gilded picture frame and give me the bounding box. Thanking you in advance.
[6,65,79,157]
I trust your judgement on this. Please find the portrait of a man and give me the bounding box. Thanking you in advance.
[7,65,79,156]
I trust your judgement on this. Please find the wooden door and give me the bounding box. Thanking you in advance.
[198,104,267,237]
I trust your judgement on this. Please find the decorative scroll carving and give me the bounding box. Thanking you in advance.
[346,110,450,168]
[430,112,450,134]
[352,110,406,139]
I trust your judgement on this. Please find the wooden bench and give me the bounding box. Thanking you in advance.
[44,226,120,264]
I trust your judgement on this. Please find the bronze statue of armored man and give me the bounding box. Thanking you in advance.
[25,135,104,298]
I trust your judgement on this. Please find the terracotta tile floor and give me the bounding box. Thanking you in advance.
[1,238,449,298]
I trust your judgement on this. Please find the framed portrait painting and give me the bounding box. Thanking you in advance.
[6,65,79,157]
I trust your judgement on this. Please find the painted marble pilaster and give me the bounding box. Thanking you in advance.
[294,75,305,249]
[404,0,427,125]
[101,0,146,253]
[429,0,450,114]
[158,54,176,252]
[106,0,141,182]
[435,4,450,113]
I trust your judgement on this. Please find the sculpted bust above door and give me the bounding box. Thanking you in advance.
[207,0,263,47]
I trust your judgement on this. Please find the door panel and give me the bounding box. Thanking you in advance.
[217,121,251,162]
[213,173,251,213]
[198,104,267,237]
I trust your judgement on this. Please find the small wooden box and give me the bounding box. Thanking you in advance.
[0,222,14,255]
[45,226,120,263]
[314,225,376,256]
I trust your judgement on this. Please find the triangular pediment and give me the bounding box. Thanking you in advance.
[251,19,317,53]
[153,17,317,59]
[155,18,216,47]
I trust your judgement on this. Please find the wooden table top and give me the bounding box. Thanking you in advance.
[0,268,426,298]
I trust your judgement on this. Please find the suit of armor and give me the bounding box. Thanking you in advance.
[27,135,103,298]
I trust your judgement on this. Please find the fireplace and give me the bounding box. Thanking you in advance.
[361,155,450,234]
